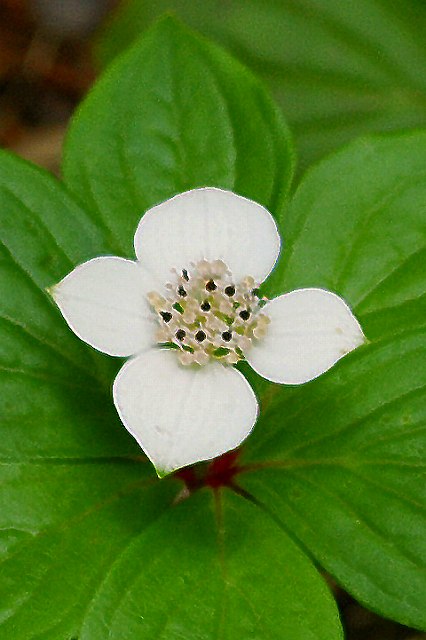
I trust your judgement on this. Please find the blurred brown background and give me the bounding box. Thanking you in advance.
[0,0,116,172]
[0,1,424,638]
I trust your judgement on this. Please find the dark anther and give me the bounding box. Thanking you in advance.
[195,330,206,342]
[201,301,211,312]
[239,310,250,321]
[182,269,189,281]
[224,285,235,297]
[206,279,217,291]
[178,285,187,297]
[160,311,172,323]
[176,329,186,341]
[222,331,232,342]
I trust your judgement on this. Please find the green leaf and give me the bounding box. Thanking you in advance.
[0,148,339,639]
[96,0,426,172]
[64,17,294,257]
[2,11,424,639]
[0,461,175,639]
[242,330,426,630]
[0,27,337,639]
[0,152,177,638]
[0,151,336,640]
[80,490,342,640]
[241,132,426,629]
[267,131,426,340]
[0,151,135,460]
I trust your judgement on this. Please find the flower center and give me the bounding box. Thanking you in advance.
[147,259,270,366]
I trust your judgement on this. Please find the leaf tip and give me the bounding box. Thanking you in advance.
[149,12,188,40]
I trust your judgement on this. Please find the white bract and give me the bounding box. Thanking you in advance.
[51,188,365,476]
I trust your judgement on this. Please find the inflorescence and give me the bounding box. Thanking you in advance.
[147,259,270,365]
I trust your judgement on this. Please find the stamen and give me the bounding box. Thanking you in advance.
[179,350,194,365]
[178,285,187,297]
[206,279,217,292]
[194,351,209,365]
[147,259,269,367]
[211,259,227,275]
[147,291,166,309]
[224,285,235,297]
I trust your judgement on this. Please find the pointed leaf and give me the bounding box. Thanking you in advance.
[242,132,426,630]
[268,131,426,340]
[0,461,175,638]
[243,330,426,629]
[63,17,294,256]
[96,0,426,171]
[80,490,342,640]
[0,151,136,460]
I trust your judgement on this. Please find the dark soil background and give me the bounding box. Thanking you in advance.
[0,1,424,638]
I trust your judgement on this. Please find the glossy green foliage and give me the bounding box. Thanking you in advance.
[97,0,426,172]
[0,153,124,461]
[0,151,339,637]
[80,491,342,640]
[244,331,426,627]
[267,131,426,338]
[0,15,424,640]
[64,17,293,257]
[244,132,426,628]
[0,20,340,640]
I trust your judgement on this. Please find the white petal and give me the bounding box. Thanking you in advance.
[51,257,157,357]
[113,349,259,476]
[134,188,280,284]
[246,288,365,385]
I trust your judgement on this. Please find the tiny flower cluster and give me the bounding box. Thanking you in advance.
[147,259,270,366]
[51,188,365,476]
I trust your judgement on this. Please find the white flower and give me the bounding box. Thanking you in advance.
[51,188,365,476]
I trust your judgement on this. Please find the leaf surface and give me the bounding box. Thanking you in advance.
[79,490,342,640]
[96,0,426,171]
[242,133,426,629]
[0,23,342,640]
[0,152,132,461]
[64,17,293,256]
